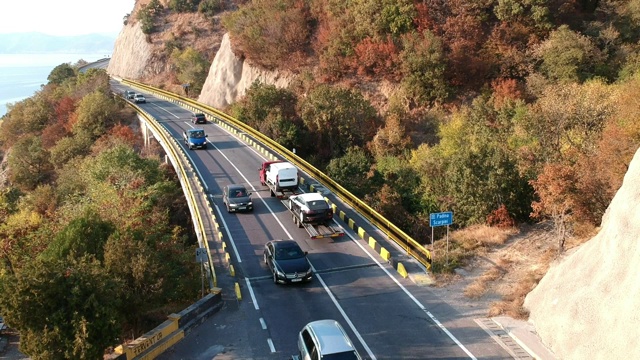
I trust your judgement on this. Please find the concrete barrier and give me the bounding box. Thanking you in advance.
[108,291,223,359]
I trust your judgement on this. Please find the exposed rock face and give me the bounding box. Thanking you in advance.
[107,23,154,79]
[198,33,294,109]
[524,147,640,359]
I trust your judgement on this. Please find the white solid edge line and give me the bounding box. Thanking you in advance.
[343,230,477,359]
[245,278,259,311]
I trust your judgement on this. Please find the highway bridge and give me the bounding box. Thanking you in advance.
[108,76,523,360]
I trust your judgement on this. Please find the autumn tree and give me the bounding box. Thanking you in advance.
[222,0,312,70]
[516,79,617,172]
[530,163,577,252]
[368,112,413,158]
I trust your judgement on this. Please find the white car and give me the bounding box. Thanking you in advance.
[134,94,146,103]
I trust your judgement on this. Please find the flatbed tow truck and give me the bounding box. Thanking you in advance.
[283,193,345,240]
[259,160,344,239]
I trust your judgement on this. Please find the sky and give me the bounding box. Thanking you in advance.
[0,0,135,36]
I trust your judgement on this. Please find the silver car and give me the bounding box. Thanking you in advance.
[295,320,362,360]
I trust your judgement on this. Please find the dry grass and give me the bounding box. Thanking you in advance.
[431,222,589,320]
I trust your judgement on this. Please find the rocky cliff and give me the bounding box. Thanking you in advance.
[107,23,155,80]
[524,147,640,359]
[107,20,292,109]
[198,33,294,109]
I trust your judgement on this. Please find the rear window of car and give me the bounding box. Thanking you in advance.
[307,201,328,210]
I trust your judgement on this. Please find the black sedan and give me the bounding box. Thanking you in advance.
[263,240,313,284]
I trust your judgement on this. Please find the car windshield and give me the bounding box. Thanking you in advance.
[191,131,205,138]
[232,189,246,198]
[275,245,304,260]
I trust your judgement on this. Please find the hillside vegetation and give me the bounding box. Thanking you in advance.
[0,65,201,358]
[131,0,640,270]
[218,0,640,264]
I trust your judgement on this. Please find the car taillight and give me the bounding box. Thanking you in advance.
[328,209,333,217]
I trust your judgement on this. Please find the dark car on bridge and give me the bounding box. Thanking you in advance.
[263,239,312,284]
[222,184,253,213]
[191,113,207,124]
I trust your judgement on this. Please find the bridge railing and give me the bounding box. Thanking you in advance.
[122,79,432,270]
[125,99,217,288]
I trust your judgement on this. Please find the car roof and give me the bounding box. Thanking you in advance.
[269,161,296,170]
[296,192,325,201]
[226,184,247,191]
[305,320,356,355]
[193,112,205,116]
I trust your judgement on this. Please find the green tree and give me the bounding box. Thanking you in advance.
[43,210,115,261]
[534,25,605,83]
[169,0,200,12]
[72,91,119,139]
[298,84,381,163]
[399,31,448,104]
[325,147,377,198]
[7,136,53,191]
[198,0,222,17]
[171,47,209,95]
[229,82,302,149]
[47,63,76,85]
[138,0,163,34]
[0,256,121,359]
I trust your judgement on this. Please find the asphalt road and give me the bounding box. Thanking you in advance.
[112,81,513,360]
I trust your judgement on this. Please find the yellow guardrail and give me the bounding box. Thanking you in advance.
[122,79,432,270]
[131,104,217,288]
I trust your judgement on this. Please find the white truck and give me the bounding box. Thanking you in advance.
[259,161,299,199]
[285,192,345,239]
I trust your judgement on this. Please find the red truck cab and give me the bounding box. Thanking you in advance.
[259,160,284,185]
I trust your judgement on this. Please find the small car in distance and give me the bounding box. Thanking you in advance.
[294,319,362,360]
[223,184,253,213]
[123,90,135,99]
[134,94,146,103]
[263,239,312,284]
[191,113,207,124]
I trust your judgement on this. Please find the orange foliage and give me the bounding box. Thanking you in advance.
[108,124,139,147]
[349,37,401,80]
[41,121,70,149]
[486,204,515,228]
[530,163,577,220]
[55,97,77,129]
[413,2,441,34]
[491,78,523,108]
[442,14,488,87]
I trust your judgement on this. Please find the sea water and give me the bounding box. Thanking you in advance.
[0,53,108,117]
